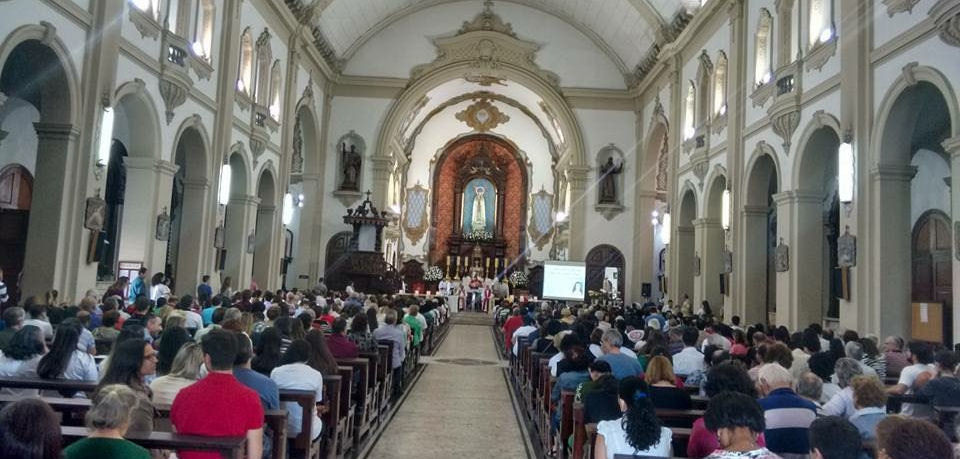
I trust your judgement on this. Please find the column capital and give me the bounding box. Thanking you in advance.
[229,195,260,207]
[33,122,80,140]
[772,190,821,205]
[693,217,722,228]
[742,205,770,216]
[870,164,918,182]
[943,135,960,158]
[183,178,210,190]
[636,189,660,199]
[258,204,276,213]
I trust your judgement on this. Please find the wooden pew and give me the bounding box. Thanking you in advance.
[377,339,398,403]
[656,408,705,428]
[337,357,373,443]
[277,388,322,459]
[557,390,575,459]
[317,374,342,459]
[539,361,554,452]
[61,425,246,459]
[334,366,356,457]
[1,394,288,459]
[691,395,709,410]
[0,377,97,393]
[358,351,382,427]
[570,403,704,459]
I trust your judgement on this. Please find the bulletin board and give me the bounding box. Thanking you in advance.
[911,302,943,344]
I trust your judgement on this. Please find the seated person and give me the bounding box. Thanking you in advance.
[644,355,692,410]
[551,342,590,431]
[594,376,673,459]
[575,360,620,424]
[597,329,643,380]
[64,384,151,459]
[849,375,887,442]
[916,350,960,407]
[687,363,766,459]
[702,392,777,459]
[808,416,864,459]
[875,415,954,459]
[271,340,324,440]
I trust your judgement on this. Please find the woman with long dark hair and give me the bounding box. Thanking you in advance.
[305,329,339,376]
[96,339,156,434]
[0,398,61,459]
[0,326,46,396]
[37,323,98,383]
[252,327,284,376]
[155,326,192,376]
[103,277,128,303]
[594,376,672,458]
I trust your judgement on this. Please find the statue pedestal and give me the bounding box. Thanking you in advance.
[333,189,362,208]
[594,203,625,221]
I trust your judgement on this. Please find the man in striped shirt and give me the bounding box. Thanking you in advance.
[757,363,818,459]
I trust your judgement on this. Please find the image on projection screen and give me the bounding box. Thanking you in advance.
[542,261,587,301]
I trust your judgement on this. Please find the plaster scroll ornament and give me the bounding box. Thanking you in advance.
[456,99,510,132]
[155,207,170,241]
[838,226,857,268]
[464,74,508,86]
[775,238,790,272]
[84,195,106,232]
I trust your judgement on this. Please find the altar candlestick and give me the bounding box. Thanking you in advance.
[494,257,499,274]
[445,255,451,277]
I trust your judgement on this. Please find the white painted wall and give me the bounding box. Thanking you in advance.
[0,98,39,174]
[911,148,951,225]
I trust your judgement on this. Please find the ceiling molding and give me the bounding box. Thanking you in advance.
[332,0,640,79]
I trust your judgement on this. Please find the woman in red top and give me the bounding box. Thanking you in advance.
[687,362,766,458]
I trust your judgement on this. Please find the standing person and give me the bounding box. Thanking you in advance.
[63,384,151,459]
[594,376,673,459]
[103,277,129,304]
[197,275,213,302]
[0,398,62,459]
[171,329,264,459]
[129,268,148,303]
[149,273,170,302]
[220,276,234,298]
[0,267,8,307]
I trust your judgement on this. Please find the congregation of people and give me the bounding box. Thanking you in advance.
[0,269,448,459]
[498,294,960,459]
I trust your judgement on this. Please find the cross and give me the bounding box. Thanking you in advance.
[364,190,372,201]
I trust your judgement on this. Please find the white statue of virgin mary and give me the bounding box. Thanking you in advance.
[471,185,486,231]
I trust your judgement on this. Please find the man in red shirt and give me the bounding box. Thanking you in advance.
[502,307,524,353]
[326,317,359,359]
[171,329,264,459]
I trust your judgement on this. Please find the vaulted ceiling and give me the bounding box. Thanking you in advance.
[307,0,687,72]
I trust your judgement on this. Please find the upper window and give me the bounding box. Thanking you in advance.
[269,60,282,120]
[754,8,773,87]
[809,0,834,46]
[254,30,273,105]
[131,0,162,21]
[192,0,215,60]
[696,53,712,127]
[237,28,254,94]
[713,51,728,116]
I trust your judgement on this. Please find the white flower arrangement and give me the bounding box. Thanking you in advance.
[423,266,444,282]
[509,270,528,287]
[463,228,493,241]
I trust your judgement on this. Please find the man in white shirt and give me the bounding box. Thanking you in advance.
[177,295,204,331]
[23,302,54,340]
[887,340,936,418]
[672,327,705,377]
[512,315,537,356]
[269,342,323,440]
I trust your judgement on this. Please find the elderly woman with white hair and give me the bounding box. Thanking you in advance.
[64,384,151,458]
[821,357,865,419]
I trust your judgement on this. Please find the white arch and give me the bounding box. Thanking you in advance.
[0,23,81,125]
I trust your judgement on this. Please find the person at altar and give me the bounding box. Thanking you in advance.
[482,279,492,313]
[468,275,483,311]
[492,277,509,309]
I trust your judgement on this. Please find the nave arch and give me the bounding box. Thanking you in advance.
[739,144,780,325]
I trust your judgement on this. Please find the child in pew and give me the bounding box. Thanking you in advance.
[594,376,673,459]
[63,384,150,459]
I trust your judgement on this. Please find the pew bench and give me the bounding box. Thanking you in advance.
[61,425,247,459]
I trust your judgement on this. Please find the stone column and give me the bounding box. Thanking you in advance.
[782,190,826,329]
[21,123,83,299]
[174,178,211,295]
[371,156,393,209]
[867,165,916,339]
[293,173,323,289]
[566,166,591,261]
[726,0,747,317]
[119,158,179,275]
[632,189,658,301]
[223,195,259,287]
[945,135,960,343]
[693,217,724,312]
[252,204,277,289]
[674,225,695,304]
[738,205,770,324]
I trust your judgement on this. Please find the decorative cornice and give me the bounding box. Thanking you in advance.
[882,0,921,16]
[458,0,516,37]
[930,0,960,47]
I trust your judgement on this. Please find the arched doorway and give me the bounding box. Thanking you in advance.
[324,231,353,290]
[0,36,78,299]
[796,125,841,325]
[251,169,277,288]
[166,125,209,294]
[585,244,625,296]
[912,210,952,314]
[875,78,954,340]
[0,164,32,303]
[743,152,779,324]
[676,189,697,304]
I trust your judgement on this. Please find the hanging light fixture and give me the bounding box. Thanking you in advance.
[838,140,854,204]
[661,212,671,245]
[218,163,232,205]
[282,192,294,225]
[721,189,731,230]
[97,106,114,168]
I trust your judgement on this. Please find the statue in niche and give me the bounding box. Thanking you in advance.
[775,238,790,272]
[471,185,487,231]
[340,143,362,191]
[598,156,622,204]
[155,208,170,241]
[838,226,857,267]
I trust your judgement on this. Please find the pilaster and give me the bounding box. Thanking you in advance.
[693,217,723,313]
[566,165,591,261]
[223,194,260,288]
[118,158,180,277]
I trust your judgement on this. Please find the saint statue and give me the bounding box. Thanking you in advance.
[599,156,622,204]
[340,143,361,191]
[471,185,487,231]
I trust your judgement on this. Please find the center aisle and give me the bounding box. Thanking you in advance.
[365,313,532,458]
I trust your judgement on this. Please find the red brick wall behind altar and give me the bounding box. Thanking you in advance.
[430,136,527,264]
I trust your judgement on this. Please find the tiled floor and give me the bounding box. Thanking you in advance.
[366,322,531,458]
